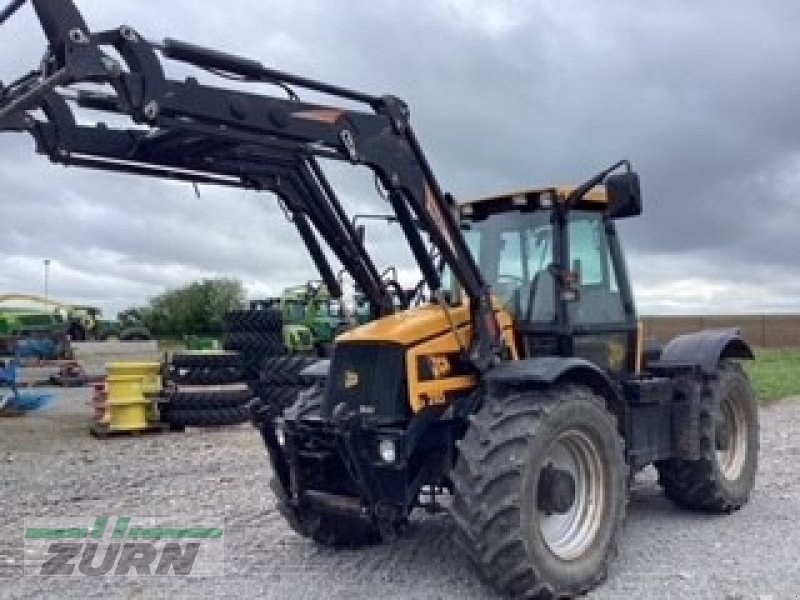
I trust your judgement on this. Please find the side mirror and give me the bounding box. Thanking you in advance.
[605,171,642,219]
[356,224,366,244]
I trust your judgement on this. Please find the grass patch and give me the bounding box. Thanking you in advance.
[743,347,800,405]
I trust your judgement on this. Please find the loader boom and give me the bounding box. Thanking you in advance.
[0,0,503,368]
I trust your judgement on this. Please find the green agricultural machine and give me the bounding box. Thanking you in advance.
[277,283,349,355]
[0,306,67,356]
[67,305,151,342]
[0,294,150,357]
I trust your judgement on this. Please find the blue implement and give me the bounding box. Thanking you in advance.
[0,359,56,413]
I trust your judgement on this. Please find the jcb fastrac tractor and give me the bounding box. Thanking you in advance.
[0,2,758,596]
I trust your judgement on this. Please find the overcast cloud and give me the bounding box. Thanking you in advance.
[1,0,799,316]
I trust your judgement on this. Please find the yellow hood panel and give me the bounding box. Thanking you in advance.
[337,298,512,347]
[338,303,471,346]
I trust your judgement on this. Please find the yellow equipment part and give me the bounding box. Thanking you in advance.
[338,299,517,413]
[105,374,149,431]
[106,362,162,395]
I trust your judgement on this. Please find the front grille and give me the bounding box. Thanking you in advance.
[322,342,409,424]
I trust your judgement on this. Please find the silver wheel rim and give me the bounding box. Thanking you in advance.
[716,391,747,481]
[537,429,606,561]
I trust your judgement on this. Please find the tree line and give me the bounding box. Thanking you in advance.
[119,278,245,338]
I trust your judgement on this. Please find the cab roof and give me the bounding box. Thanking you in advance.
[461,185,608,206]
[460,186,607,217]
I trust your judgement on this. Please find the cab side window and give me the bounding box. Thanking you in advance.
[569,214,625,325]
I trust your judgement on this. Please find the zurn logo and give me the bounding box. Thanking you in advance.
[23,516,224,577]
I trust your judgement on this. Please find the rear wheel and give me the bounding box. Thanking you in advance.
[655,360,758,512]
[451,386,626,598]
[69,322,86,342]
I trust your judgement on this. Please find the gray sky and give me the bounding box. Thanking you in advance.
[1,0,800,316]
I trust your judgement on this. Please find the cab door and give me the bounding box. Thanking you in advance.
[567,211,637,376]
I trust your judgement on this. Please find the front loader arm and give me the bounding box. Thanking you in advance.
[0,0,503,369]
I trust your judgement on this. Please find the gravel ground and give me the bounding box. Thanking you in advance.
[1,386,798,599]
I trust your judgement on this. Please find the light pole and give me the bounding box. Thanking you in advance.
[43,259,50,307]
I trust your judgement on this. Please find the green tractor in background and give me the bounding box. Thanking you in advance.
[278,275,410,356]
[68,305,151,342]
[272,282,349,356]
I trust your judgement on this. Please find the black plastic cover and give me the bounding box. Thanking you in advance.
[653,328,754,376]
[322,343,409,424]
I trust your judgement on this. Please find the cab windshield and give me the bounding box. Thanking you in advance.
[451,210,555,322]
[286,300,306,321]
[449,207,627,326]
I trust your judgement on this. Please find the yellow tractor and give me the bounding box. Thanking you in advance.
[0,2,758,596]
[272,182,757,597]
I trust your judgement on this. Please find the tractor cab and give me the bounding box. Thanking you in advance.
[453,178,642,375]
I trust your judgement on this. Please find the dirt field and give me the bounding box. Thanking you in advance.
[1,386,797,599]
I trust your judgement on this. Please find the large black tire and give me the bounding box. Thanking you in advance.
[268,388,381,547]
[655,361,759,512]
[170,350,242,369]
[223,331,285,356]
[166,388,252,410]
[249,355,322,421]
[166,366,245,386]
[224,310,250,333]
[224,309,283,334]
[450,386,627,599]
[160,406,249,428]
[250,383,302,412]
[260,356,318,386]
[171,351,242,370]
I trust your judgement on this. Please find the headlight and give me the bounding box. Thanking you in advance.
[274,423,286,447]
[378,439,397,464]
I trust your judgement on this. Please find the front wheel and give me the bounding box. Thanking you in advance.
[655,360,759,512]
[451,385,627,599]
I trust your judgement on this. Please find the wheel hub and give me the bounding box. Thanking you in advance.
[716,390,748,481]
[536,429,607,561]
[715,418,731,452]
[537,463,576,515]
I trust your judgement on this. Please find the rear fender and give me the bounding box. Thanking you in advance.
[655,328,754,375]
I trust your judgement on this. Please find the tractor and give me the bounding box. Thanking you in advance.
[0,2,758,596]
[276,283,348,355]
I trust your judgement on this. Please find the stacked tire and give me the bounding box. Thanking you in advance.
[223,308,286,381]
[222,307,322,425]
[160,351,252,429]
[250,355,321,424]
